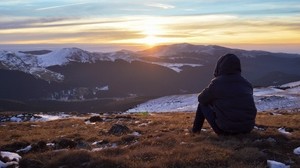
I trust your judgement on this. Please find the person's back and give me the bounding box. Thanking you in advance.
[193,53,257,134]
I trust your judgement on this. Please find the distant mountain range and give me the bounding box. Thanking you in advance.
[1,43,300,112]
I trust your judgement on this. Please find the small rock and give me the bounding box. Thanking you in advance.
[254,124,268,131]
[76,140,91,149]
[0,142,30,152]
[278,127,292,135]
[138,123,148,127]
[121,135,138,144]
[108,124,130,136]
[31,141,47,152]
[130,131,141,137]
[54,138,77,149]
[16,145,32,153]
[114,115,134,120]
[266,137,276,143]
[92,140,109,146]
[88,116,103,122]
[284,127,293,132]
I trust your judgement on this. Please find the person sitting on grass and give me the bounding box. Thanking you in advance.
[192,53,257,135]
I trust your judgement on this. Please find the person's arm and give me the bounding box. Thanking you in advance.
[198,82,215,105]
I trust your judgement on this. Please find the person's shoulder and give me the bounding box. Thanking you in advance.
[212,76,225,83]
[210,76,223,85]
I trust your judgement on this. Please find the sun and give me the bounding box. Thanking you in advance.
[141,20,167,47]
[144,35,160,46]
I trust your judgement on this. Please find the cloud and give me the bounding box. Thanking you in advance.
[146,3,175,9]
[36,2,91,11]
[0,17,139,30]
[1,14,300,45]
[0,29,143,44]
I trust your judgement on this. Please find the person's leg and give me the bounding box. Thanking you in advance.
[192,103,205,133]
[193,103,224,135]
[200,105,224,135]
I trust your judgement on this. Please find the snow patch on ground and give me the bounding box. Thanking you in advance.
[0,151,21,162]
[0,151,21,168]
[127,81,300,113]
[293,147,300,155]
[267,160,290,168]
[16,145,32,153]
[280,81,300,88]
[277,128,292,135]
[127,94,198,112]
[148,62,202,72]
[91,143,117,152]
[1,113,86,123]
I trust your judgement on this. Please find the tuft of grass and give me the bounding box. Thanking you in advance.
[139,111,150,116]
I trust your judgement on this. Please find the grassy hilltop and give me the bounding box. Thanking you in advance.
[0,110,300,168]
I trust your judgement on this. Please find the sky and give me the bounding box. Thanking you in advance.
[0,0,300,53]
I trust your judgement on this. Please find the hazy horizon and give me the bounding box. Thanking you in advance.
[1,0,300,54]
[1,43,300,55]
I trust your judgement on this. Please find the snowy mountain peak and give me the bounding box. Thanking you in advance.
[0,50,63,82]
[37,48,94,67]
[0,50,33,71]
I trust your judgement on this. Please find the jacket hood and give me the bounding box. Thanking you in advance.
[214,54,241,77]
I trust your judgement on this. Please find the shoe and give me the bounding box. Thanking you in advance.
[190,128,201,134]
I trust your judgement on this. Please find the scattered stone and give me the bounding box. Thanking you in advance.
[130,131,141,137]
[180,142,187,145]
[108,124,130,136]
[75,139,91,149]
[266,137,276,143]
[254,124,268,131]
[54,138,77,149]
[16,145,32,153]
[92,140,109,146]
[0,113,42,123]
[121,135,138,144]
[85,121,96,125]
[31,141,47,152]
[88,116,103,122]
[0,141,30,152]
[278,127,292,135]
[114,115,134,120]
[46,143,55,148]
[91,143,118,152]
[284,127,293,132]
[138,123,148,127]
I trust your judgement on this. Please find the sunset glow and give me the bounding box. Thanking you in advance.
[0,0,300,53]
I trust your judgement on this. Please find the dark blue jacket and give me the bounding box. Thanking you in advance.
[198,54,257,133]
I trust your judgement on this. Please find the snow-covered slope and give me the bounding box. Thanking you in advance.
[0,48,143,82]
[127,81,300,113]
[38,48,98,67]
[0,50,64,82]
[100,50,141,62]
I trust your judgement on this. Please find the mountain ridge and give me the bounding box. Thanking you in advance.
[1,43,299,82]
[0,43,300,111]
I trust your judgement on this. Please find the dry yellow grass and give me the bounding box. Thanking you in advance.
[0,110,299,168]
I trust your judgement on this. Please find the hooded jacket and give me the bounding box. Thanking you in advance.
[198,54,257,133]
